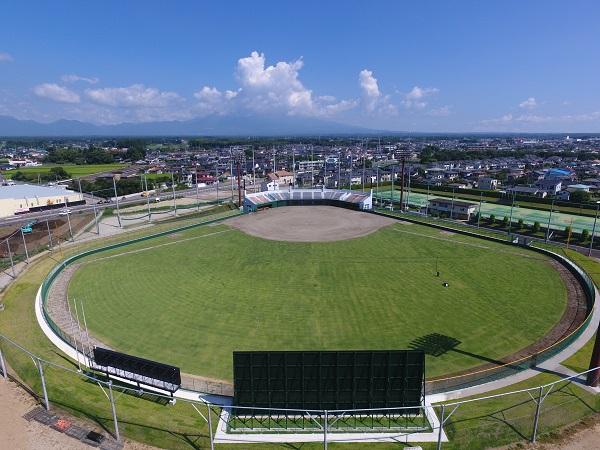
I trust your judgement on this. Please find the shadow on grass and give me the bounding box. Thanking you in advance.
[408,333,529,372]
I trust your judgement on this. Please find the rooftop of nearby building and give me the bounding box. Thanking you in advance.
[0,183,78,200]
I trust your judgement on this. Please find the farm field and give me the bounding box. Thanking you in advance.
[68,217,567,382]
[2,163,128,179]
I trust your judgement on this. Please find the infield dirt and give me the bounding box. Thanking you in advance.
[225,205,397,241]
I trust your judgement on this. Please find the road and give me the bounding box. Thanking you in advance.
[0,183,237,227]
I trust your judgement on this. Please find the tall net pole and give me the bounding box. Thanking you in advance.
[587,331,600,386]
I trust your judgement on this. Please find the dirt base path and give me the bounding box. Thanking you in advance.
[225,205,397,242]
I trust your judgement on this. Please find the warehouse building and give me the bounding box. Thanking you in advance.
[0,184,83,218]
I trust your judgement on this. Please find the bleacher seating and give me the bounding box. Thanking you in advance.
[244,189,372,212]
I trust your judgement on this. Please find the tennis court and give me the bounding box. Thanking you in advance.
[374,190,599,235]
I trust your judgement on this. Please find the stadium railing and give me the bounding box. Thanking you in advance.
[0,331,598,449]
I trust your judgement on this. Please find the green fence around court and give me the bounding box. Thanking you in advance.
[375,190,600,235]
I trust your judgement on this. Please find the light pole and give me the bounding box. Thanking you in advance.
[112,175,121,228]
[588,201,600,256]
[90,191,100,234]
[507,190,516,236]
[376,164,379,205]
[450,188,456,220]
[545,197,556,243]
[64,197,74,242]
[477,192,483,228]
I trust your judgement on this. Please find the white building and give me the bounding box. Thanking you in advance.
[0,184,82,217]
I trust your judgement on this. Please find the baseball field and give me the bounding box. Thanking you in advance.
[67,206,568,382]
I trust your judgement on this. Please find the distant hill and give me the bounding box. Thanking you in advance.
[0,114,382,137]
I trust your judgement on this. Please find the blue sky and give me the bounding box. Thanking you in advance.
[1,0,599,132]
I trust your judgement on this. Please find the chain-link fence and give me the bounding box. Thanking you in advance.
[0,332,598,449]
[0,210,95,277]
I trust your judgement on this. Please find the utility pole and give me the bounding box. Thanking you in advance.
[311,145,314,188]
[236,158,242,207]
[477,192,483,227]
[144,176,151,222]
[171,172,177,216]
[195,166,200,211]
[78,178,83,202]
[399,153,407,211]
[292,148,295,188]
[215,160,219,204]
[337,153,341,189]
[362,151,366,192]
[588,201,600,256]
[64,197,74,242]
[252,148,256,192]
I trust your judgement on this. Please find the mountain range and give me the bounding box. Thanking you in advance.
[0,115,382,137]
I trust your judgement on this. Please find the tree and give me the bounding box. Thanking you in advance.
[581,229,590,242]
[49,166,70,179]
[518,218,524,229]
[489,214,496,224]
[533,221,541,233]
[419,145,439,164]
[118,139,147,161]
[570,190,591,203]
[502,216,509,227]
[564,225,572,237]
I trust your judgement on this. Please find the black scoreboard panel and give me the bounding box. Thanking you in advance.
[233,350,424,412]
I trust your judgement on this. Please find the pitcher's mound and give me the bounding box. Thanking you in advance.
[225,206,396,242]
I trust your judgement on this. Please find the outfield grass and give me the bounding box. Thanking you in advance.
[1,163,128,179]
[69,220,567,381]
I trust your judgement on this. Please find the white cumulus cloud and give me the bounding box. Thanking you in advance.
[33,83,80,103]
[85,84,182,108]
[0,52,13,62]
[358,69,396,116]
[193,51,356,117]
[402,86,439,109]
[235,51,315,115]
[193,86,239,115]
[61,74,99,84]
[519,97,537,110]
[359,69,381,113]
